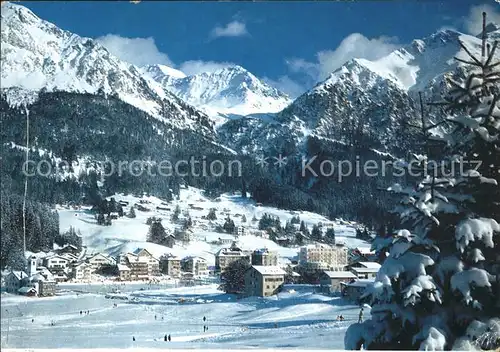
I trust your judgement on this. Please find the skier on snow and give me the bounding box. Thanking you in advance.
[358,308,364,323]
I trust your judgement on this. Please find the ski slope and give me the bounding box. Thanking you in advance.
[1,284,366,349]
[57,186,371,265]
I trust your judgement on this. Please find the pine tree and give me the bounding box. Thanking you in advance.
[219,258,251,294]
[241,214,247,223]
[311,224,322,242]
[325,228,336,244]
[183,215,193,230]
[299,221,309,236]
[295,232,305,246]
[147,219,167,245]
[171,205,180,222]
[127,207,136,218]
[223,216,236,234]
[207,208,217,221]
[346,17,500,350]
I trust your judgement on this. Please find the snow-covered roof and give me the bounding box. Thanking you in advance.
[357,262,381,269]
[8,270,28,281]
[253,248,274,255]
[45,254,69,261]
[323,271,358,279]
[53,272,67,278]
[251,265,286,276]
[343,279,375,288]
[117,264,130,271]
[163,254,181,261]
[182,256,207,262]
[27,273,46,283]
[301,243,332,250]
[291,271,301,277]
[133,248,154,257]
[18,286,37,294]
[216,247,244,256]
[351,267,380,273]
[356,247,375,254]
[60,253,78,260]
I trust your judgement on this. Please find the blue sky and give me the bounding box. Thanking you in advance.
[23,1,500,97]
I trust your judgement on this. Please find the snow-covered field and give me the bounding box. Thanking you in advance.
[5,187,372,349]
[57,186,370,266]
[1,284,365,349]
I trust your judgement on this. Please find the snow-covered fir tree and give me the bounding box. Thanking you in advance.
[345,13,500,351]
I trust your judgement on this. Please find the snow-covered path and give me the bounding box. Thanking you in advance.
[1,284,364,349]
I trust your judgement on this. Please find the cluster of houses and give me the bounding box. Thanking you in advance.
[210,241,381,300]
[4,256,57,297]
[212,241,380,300]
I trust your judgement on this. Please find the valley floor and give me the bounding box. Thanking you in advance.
[1,284,364,349]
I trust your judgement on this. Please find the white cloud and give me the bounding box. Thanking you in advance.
[263,75,306,99]
[463,4,500,35]
[210,21,248,39]
[289,33,399,83]
[96,34,173,67]
[95,34,235,77]
[178,60,235,76]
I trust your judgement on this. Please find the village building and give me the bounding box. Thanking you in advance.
[159,254,181,277]
[251,248,278,266]
[52,271,68,282]
[22,256,57,296]
[348,262,381,279]
[244,265,286,297]
[298,244,349,273]
[234,226,245,237]
[43,255,70,273]
[247,229,268,239]
[350,247,377,262]
[350,266,380,279]
[216,237,234,246]
[87,253,116,271]
[60,252,79,264]
[288,271,301,283]
[164,234,176,248]
[341,279,375,303]
[117,264,131,281]
[18,286,37,297]
[72,261,93,282]
[320,271,358,294]
[275,237,291,246]
[181,256,209,277]
[4,271,29,293]
[215,245,249,272]
[24,273,57,297]
[55,244,80,256]
[175,229,193,243]
[118,248,160,281]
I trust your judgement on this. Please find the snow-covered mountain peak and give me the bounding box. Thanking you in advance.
[143,63,292,121]
[1,2,214,133]
[142,64,187,80]
[312,27,496,96]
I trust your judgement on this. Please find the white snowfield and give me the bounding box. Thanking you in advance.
[1,284,366,349]
[58,186,370,265]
